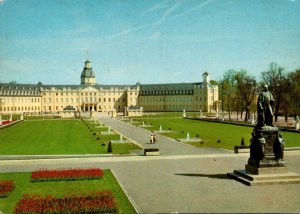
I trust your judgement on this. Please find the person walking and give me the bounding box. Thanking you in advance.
[150,134,154,144]
[153,134,157,144]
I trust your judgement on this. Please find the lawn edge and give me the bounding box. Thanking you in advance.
[111,169,140,214]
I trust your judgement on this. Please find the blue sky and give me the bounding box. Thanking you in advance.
[0,0,299,85]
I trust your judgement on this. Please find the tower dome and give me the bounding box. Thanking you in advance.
[202,71,210,83]
[81,60,96,85]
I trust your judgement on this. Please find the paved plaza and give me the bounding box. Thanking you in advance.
[0,116,300,213]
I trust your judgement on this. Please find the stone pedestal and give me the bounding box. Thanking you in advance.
[9,114,12,122]
[296,122,299,130]
[20,114,24,120]
[228,126,300,185]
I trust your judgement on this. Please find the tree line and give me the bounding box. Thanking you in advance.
[218,62,300,122]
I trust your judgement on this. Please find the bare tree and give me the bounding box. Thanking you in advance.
[235,70,257,122]
[284,69,300,119]
[261,62,286,122]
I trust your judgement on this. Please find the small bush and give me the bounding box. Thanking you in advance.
[196,134,199,137]
[181,131,184,133]
[101,143,105,146]
[216,140,221,143]
[107,141,112,153]
[240,137,245,147]
[93,133,96,135]
[97,137,100,140]
[168,128,171,130]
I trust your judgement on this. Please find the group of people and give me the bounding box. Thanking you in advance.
[150,134,157,144]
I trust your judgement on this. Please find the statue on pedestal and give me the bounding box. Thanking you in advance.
[256,84,275,128]
[248,84,285,168]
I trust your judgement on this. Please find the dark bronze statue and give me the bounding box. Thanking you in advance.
[256,84,275,128]
[248,84,285,167]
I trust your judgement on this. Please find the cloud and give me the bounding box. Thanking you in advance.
[151,1,181,27]
[172,0,215,19]
[145,32,161,40]
[146,1,169,13]
[110,0,215,39]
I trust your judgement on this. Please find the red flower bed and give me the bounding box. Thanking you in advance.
[1,120,11,125]
[14,190,118,213]
[31,168,104,182]
[0,180,15,197]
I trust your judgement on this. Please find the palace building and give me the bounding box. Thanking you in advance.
[0,60,219,114]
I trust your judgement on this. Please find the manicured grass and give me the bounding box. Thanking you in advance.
[137,118,300,149]
[0,170,136,213]
[133,111,204,119]
[0,119,141,155]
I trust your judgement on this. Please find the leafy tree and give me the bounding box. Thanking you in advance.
[219,69,237,120]
[209,80,218,86]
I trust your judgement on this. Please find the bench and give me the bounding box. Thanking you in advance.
[144,148,159,156]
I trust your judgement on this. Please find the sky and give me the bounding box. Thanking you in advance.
[0,0,299,85]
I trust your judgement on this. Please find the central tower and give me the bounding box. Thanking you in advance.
[80,60,96,85]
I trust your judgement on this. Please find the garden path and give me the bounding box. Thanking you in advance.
[97,116,230,156]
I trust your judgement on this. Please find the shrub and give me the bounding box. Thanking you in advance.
[101,143,106,146]
[107,141,112,153]
[93,133,96,135]
[181,131,184,133]
[169,128,171,130]
[0,180,15,197]
[97,137,100,140]
[216,140,221,143]
[196,134,199,137]
[240,137,245,147]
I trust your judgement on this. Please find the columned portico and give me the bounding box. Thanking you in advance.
[81,102,99,112]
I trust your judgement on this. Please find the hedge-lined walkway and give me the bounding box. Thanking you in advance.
[98,116,230,156]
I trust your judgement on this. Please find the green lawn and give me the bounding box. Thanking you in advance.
[136,118,300,149]
[133,111,205,119]
[0,119,141,155]
[0,170,136,213]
